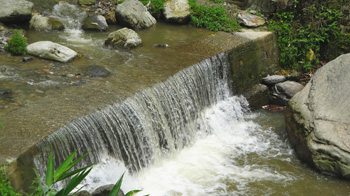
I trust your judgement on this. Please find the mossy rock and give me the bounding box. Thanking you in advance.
[78,0,96,5]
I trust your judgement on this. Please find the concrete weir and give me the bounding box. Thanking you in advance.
[1,31,278,191]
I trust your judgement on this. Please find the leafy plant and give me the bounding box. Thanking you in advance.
[268,2,343,71]
[31,151,94,196]
[4,30,27,56]
[189,0,240,32]
[140,0,167,19]
[31,151,145,196]
[0,168,20,196]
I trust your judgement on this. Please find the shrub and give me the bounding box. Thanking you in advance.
[140,0,167,19]
[0,168,20,196]
[268,2,343,71]
[4,30,27,56]
[189,0,240,32]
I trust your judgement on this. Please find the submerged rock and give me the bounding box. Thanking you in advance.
[86,65,110,77]
[115,0,156,30]
[285,54,350,179]
[27,41,78,63]
[82,14,108,31]
[163,0,191,23]
[105,27,142,49]
[237,11,265,27]
[78,0,97,5]
[0,0,33,23]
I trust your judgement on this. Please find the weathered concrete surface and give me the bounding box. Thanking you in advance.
[285,54,350,179]
[1,31,278,191]
[229,31,279,95]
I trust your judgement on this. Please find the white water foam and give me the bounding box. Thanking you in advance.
[80,96,295,195]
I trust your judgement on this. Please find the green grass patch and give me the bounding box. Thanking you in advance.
[0,168,20,196]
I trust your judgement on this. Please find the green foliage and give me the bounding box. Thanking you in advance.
[31,151,94,196]
[0,168,20,196]
[140,0,167,19]
[30,151,145,196]
[209,0,225,3]
[189,0,240,32]
[4,30,27,56]
[268,2,343,71]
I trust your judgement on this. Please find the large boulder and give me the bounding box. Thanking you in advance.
[285,54,350,179]
[105,27,142,49]
[115,0,156,30]
[163,0,191,24]
[82,14,108,31]
[27,41,78,63]
[0,0,34,23]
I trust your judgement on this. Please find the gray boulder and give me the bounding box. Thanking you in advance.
[105,27,142,49]
[115,0,156,30]
[243,84,269,109]
[237,11,265,27]
[0,0,34,23]
[285,54,350,179]
[27,41,78,63]
[82,14,108,31]
[163,0,191,24]
[30,14,64,31]
[261,75,286,86]
[271,81,304,106]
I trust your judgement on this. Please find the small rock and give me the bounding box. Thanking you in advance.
[82,14,108,31]
[276,81,304,98]
[22,57,33,62]
[154,44,170,48]
[86,65,110,77]
[0,105,5,109]
[105,27,142,49]
[261,75,286,85]
[66,73,75,78]
[237,12,265,27]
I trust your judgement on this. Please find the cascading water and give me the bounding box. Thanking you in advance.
[34,53,233,190]
[32,52,350,195]
[50,2,91,44]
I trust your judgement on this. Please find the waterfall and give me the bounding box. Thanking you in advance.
[52,2,87,31]
[34,53,233,182]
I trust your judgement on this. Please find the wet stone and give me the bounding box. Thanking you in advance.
[261,75,286,85]
[86,65,110,77]
[22,57,33,62]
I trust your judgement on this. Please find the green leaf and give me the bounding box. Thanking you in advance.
[45,152,54,187]
[125,190,142,196]
[109,173,124,196]
[56,163,95,181]
[57,168,92,196]
[54,150,77,181]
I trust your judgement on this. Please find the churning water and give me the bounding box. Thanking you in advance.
[33,52,350,195]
